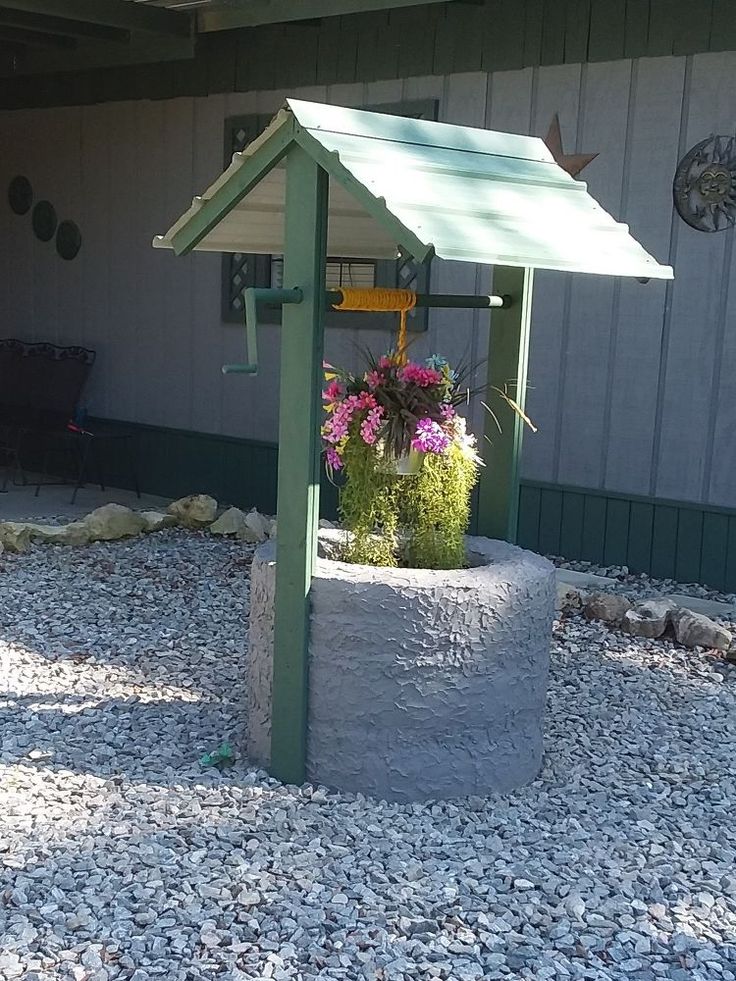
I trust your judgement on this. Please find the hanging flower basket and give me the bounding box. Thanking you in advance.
[320,351,484,569]
[391,447,425,475]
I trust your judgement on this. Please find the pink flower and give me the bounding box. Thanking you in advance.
[440,403,456,420]
[365,370,383,389]
[378,356,393,370]
[411,417,451,454]
[325,447,343,470]
[359,405,384,445]
[323,380,343,402]
[399,363,444,387]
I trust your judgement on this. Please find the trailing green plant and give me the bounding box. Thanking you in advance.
[339,431,398,567]
[400,445,478,570]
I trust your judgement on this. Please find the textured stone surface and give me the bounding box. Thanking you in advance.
[248,534,556,801]
[83,504,146,541]
[139,510,177,533]
[583,592,632,625]
[26,521,91,546]
[167,494,218,528]
[622,598,677,639]
[209,506,247,536]
[0,521,32,553]
[672,609,732,651]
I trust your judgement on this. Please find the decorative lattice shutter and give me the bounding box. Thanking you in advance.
[221,100,437,329]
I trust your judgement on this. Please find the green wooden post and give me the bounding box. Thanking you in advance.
[476,265,534,543]
[270,146,329,785]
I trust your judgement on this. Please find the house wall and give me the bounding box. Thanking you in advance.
[1,50,736,584]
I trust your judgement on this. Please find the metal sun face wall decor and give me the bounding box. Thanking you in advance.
[673,134,736,232]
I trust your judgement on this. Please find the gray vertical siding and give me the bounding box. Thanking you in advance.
[0,51,735,515]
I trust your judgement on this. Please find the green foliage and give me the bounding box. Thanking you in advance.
[339,431,398,567]
[400,446,478,570]
[339,437,479,571]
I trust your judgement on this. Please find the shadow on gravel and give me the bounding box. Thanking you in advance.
[0,691,250,787]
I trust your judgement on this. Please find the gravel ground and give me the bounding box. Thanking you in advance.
[553,555,736,605]
[1,531,736,981]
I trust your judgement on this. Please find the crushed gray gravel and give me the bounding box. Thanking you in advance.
[1,531,735,981]
[553,554,736,605]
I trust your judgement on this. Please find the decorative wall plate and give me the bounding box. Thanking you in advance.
[32,200,57,242]
[56,220,81,260]
[8,175,32,215]
[673,134,736,232]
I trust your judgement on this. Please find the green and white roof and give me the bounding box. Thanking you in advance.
[154,98,673,280]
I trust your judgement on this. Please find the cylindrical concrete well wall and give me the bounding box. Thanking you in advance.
[247,533,555,802]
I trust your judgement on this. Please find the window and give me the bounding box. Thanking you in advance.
[221,99,437,330]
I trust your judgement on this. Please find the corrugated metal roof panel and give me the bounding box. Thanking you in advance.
[154,99,673,280]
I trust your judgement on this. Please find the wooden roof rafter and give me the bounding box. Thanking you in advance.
[0,0,192,37]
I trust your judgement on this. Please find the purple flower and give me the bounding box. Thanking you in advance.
[411,417,451,454]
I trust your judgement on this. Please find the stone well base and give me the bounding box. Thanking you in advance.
[247,533,555,802]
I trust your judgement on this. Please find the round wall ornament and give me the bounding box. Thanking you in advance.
[673,134,736,232]
[8,175,32,215]
[32,200,57,242]
[56,220,82,260]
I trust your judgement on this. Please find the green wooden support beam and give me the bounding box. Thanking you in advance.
[270,147,329,786]
[476,265,534,543]
[0,0,191,36]
[171,120,296,257]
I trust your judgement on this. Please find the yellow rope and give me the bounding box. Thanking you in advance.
[332,287,417,364]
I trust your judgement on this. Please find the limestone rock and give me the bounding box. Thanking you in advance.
[210,507,247,536]
[27,522,91,547]
[319,518,336,529]
[245,508,271,542]
[236,525,265,544]
[583,592,631,625]
[83,504,146,542]
[672,609,732,651]
[622,598,677,639]
[167,494,218,528]
[0,522,32,553]
[267,518,277,539]
[139,511,177,533]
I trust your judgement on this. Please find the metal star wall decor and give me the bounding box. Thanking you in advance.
[544,114,598,178]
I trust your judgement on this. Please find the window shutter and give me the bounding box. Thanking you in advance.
[221,99,438,329]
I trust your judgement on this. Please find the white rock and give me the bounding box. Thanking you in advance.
[210,507,247,536]
[139,510,177,533]
[0,521,32,553]
[25,522,91,547]
[83,504,146,541]
[167,493,218,528]
[242,509,270,542]
[622,598,677,639]
[672,609,732,651]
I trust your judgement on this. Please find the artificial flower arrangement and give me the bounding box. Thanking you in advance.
[321,350,485,570]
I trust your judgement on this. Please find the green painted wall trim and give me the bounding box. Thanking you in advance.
[90,417,736,591]
[519,480,736,592]
[2,0,735,109]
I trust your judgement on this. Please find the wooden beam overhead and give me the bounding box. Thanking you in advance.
[0,0,191,36]
[198,0,458,32]
[0,7,130,42]
[0,23,76,47]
